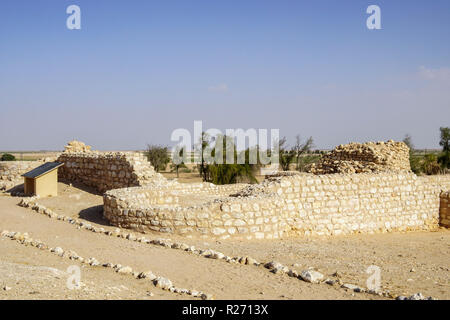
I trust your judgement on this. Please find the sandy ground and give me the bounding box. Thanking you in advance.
[0,182,448,300]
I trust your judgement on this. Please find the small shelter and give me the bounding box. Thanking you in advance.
[22,162,64,197]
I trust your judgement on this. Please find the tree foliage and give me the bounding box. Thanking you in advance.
[275,135,314,171]
[199,134,259,185]
[438,127,450,169]
[1,153,16,161]
[145,144,170,172]
[170,146,187,178]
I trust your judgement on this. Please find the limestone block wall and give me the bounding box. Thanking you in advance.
[309,140,411,174]
[103,182,280,240]
[103,172,450,240]
[418,175,450,193]
[261,173,444,236]
[57,152,166,193]
[440,192,450,228]
[0,161,44,190]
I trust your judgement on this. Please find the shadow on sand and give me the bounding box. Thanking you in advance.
[7,183,24,195]
[78,205,111,226]
[59,179,103,196]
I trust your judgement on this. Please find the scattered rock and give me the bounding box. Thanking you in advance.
[138,271,156,280]
[300,270,324,283]
[153,277,173,290]
[201,293,213,300]
[51,247,64,256]
[408,293,426,300]
[116,266,133,274]
[246,257,259,266]
[87,257,100,266]
[341,283,362,292]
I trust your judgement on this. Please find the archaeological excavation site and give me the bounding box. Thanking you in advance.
[3,0,449,309]
[1,139,449,301]
[4,140,449,239]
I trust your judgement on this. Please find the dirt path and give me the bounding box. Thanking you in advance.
[0,194,385,300]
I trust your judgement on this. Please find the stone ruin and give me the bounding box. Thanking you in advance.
[2,140,450,239]
[57,143,167,193]
[63,140,92,153]
[308,140,411,174]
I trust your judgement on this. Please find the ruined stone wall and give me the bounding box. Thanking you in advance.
[57,152,166,193]
[103,172,450,240]
[0,161,44,190]
[440,192,450,228]
[418,175,450,193]
[309,140,411,174]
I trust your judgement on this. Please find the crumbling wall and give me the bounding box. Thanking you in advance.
[103,171,450,240]
[57,152,167,193]
[63,140,92,153]
[309,140,411,174]
[0,161,45,190]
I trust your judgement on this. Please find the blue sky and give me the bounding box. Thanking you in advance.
[1,0,449,151]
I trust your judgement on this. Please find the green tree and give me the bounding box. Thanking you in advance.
[205,135,259,185]
[422,154,441,175]
[438,127,450,169]
[170,146,187,178]
[275,137,295,171]
[1,153,16,161]
[293,135,314,171]
[145,144,170,172]
[197,132,212,182]
[403,134,421,173]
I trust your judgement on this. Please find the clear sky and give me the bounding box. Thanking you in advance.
[1,0,449,151]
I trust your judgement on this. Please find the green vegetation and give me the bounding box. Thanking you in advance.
[438,127,450,169]
[403,127,450,175]
[1,153,16,161]
[276,135,316,172]
[145,144,170,172]
[198,134,260,185]
[170,146,187,178]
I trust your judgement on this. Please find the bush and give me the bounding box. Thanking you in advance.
[202,135,259,185]
[422,154,441,175]
[145,145,170,172]
[297,155,320,172]
[1,153,16,161]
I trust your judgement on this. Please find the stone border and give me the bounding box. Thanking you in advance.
[0,229,213,300]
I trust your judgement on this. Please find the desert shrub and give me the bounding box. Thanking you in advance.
[409,154,423,174]
[202,135,259,185]
[438,127,450,169]
[145,145,170,172]
[297,154,320,172]
[1,153,16,161]
[422,154,441,175]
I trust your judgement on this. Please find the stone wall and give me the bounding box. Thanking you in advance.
[57,152,167,193]
[309,140,411,174]
[0,161,44,190]
[103,182,279,239]
[103,172,450,240]
[440,192,450,228]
